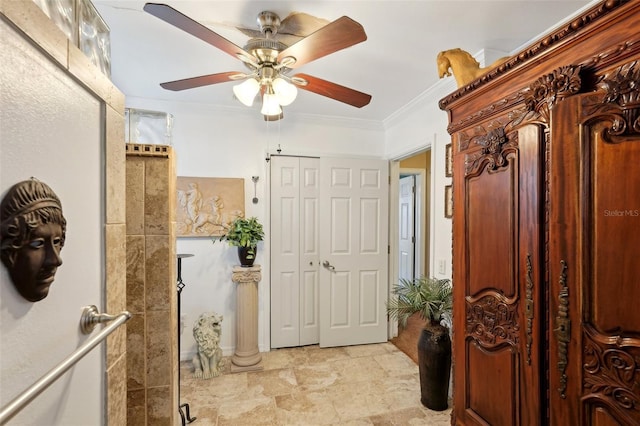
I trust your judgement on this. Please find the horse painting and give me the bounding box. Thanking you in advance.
[437,48,508,88]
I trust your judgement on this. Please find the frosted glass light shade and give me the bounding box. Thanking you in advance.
[272,78,297,106]
[233,78,260,106]
[261,93,282,116]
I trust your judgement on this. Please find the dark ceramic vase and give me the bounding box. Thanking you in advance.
[237,246,257,267]
[417,325,452,411]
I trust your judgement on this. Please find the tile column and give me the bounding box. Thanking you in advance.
[230,265,263,372]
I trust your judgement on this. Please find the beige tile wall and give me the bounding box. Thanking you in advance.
[126,144,177,425]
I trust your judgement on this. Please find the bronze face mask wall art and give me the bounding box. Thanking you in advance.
[0,178,66,302]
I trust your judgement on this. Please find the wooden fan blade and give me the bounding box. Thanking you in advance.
[278,16,366,68]
[160,71,240,91]
[144,3,253,62]
[293,73,371,108]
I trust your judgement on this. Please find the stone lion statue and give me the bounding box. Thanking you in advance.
[192,312,225,379]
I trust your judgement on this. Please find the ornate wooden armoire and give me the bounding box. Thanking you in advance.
[439,1,640,425]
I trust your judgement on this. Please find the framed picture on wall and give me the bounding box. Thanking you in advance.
[176,176,245,237]
[445,184,453,218]
[445,143,453,177]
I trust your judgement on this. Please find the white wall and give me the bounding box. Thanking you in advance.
[384,78,457,281]
[125,97,386,360]
[1,20,104,425]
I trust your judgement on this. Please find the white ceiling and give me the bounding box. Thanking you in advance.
[94,0,594,123]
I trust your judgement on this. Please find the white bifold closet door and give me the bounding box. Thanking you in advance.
[271,156,320,348]
[271,155,389,348]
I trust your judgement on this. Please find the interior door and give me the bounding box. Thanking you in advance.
[399,175,415,282]
[453,123,544,425]
[319,157,389,347]
[270,156,320,348]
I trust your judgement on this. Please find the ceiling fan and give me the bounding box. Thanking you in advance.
[143,3,372,120]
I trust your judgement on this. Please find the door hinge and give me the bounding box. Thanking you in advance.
[388,245,391,254]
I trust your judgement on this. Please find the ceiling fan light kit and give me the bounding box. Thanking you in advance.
[143,3,372,120]
[233,78,260,106]
[261,90,282,116]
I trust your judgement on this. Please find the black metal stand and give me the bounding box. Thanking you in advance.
[177,254,196,425]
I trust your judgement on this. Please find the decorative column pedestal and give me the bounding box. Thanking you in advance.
[230,265,263,373]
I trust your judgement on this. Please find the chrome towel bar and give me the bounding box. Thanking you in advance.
[0,307,131,424]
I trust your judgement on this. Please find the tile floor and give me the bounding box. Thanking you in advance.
[180,342,452,425]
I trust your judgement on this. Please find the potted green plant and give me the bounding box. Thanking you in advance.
[216,216,264,267]
[386,276,452,411]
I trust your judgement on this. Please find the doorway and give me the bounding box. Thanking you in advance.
[397,149,431,281]
[388,149,431,343]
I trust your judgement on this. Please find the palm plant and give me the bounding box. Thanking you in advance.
[386,276,452,328]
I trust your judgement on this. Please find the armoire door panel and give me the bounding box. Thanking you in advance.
[589,406,626,426]
[550,83,640,425]
[581,94,640,425]
[516,126,545,425]
[466,341,518,425]
[455,122,543,425]
[591,128,640,332]
[582,326,640,426]
[466,166,516,297]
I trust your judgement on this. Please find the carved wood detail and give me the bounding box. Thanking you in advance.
[515,65,583,126]
[452,65,582,137]
[464,127,518,176]
[439,0,630,110]
[447,37,640,133]
[466,294,519,349]
[525,254,534,366]
[556,260,570,399]
[583,61,640,142]
[583,326,640,422]
[448,92,524,135]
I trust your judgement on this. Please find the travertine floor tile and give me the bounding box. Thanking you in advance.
[332,356,387,385]
[275,390,340,425]
[180,342,453,425]
[374,351,420,376]
[293,363,341,391]
[217,396,277,425]
[344,342,394,358]
[247,367,298,397]
[305,345,351,364]
[262,346,310,370]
